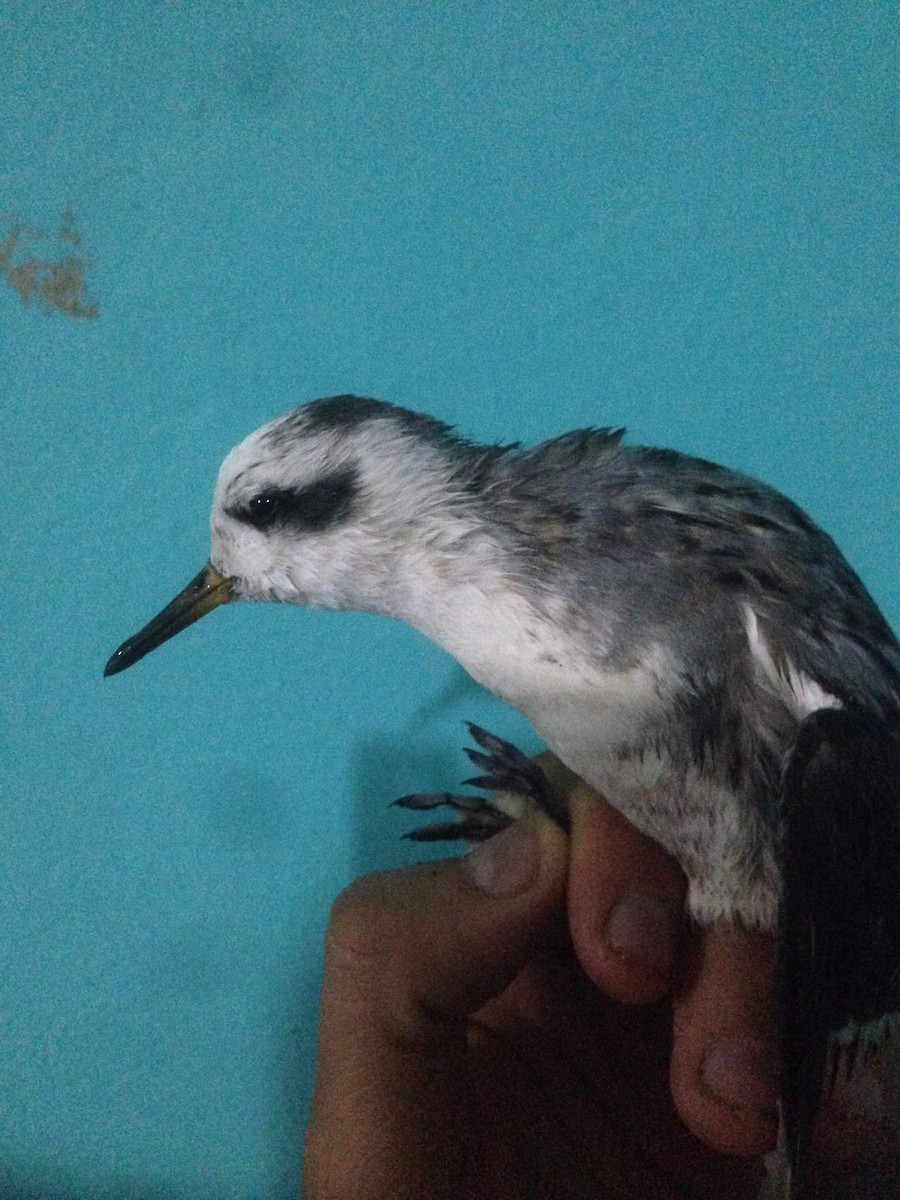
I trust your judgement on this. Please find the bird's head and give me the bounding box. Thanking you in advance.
[104,396,488,676]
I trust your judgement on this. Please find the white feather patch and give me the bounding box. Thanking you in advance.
[743,604,842,719]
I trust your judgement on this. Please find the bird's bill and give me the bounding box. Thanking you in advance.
[103,562,233,677]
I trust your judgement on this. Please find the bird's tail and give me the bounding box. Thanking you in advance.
[777,707,900,1197]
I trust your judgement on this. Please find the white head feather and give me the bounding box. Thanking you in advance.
[207,399,497,616]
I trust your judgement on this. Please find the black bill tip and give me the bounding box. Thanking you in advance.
[104,562,233,677]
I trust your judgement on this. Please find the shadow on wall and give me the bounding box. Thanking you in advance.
[2,1191,168,1200]
[347,729,466,879]
[265,935,327,1200]
[345,667,542,878]
[0,1158,182,1200]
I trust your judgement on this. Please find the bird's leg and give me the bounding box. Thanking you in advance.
[461,723,571,832]
[392,788,513,843]
[393,723,570,842]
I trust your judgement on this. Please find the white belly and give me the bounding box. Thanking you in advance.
[508,659,779,930]
[417,581,780,928]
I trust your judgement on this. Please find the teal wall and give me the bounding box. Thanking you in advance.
[2,5,896,1197]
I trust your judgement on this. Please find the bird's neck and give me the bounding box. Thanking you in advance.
[379,518,562,707]
[333,441,568,701]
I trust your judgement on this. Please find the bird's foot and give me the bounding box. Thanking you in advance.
[394,723,569,842]
[392,789,514,843]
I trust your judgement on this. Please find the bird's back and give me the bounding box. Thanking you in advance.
[485,432,899,714]
[471,432,900,928]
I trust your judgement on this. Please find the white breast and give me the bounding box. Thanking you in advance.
[410,575,666,748]
[405,571,784,930]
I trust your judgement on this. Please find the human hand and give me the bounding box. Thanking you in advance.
[303,798,765,1199]
[552,757,900,1196]
[304,761,899,1199]
[549,756,780,1159]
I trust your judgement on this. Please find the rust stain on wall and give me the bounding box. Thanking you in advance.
[0,210,99,319]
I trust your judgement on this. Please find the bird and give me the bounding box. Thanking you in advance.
[104,394,900,1196]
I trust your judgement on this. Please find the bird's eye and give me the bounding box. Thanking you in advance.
[231,469,359,534]
[245,491,282,530]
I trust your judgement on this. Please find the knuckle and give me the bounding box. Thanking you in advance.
[325,871,409,973]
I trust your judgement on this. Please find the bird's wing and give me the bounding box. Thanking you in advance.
[778,708,900,1197]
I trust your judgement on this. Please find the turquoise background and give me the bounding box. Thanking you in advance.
[2,4,897,1197]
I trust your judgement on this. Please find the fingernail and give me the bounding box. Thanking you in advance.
[605,894,677,978]
[464,821,540,898]
[701,1040,779,1113]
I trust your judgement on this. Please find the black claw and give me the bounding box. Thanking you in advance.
[394,786,513,842]
[403,811,511,843]
[464,725,570,832]
[395,792,469,812]
[394,724,571,843]
[466,722,516,756]
[461,773,510,791]
[464,766,541,795]
[403,821,470,842]
[395,792,497,816]
[467,722,535,767]
[463,748,498,773]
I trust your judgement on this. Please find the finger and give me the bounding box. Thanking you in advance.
[303,813,568,1200]
[669,922,779,1156]
[559,768,687,1004]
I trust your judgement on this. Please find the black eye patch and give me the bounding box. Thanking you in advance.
[231,466,359,533]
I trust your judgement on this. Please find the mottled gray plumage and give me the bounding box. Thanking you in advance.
[476,423,899,831]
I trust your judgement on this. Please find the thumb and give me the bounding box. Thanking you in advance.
[304,813,568,1200]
